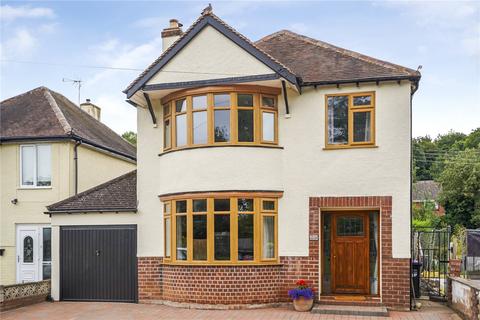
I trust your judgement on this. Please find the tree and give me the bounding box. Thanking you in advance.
[438,149,480,228]
[122,131,137,146]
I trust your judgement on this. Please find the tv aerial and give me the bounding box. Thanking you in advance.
[62,78,82,106]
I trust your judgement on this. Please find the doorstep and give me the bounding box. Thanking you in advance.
[312,304,389,317]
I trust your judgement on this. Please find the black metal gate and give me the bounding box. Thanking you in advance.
[60,225,137,302]
[412,227,450,300]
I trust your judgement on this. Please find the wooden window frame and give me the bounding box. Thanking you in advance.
[163,202,172,262]
[324,91,376,150]
[160,85,280,152]
[162,194,279,265]
[163,104,172,151]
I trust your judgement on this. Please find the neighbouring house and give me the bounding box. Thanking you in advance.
[413,180,445,216]
[47,9,420,310]
[0,87,136,286]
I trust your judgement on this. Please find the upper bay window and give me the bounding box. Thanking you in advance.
[325,92,375,149]
[20,144,51,188]
[162,194,279,265]
[162,86,279,151]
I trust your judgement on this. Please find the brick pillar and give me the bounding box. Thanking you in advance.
[449,259,462,277]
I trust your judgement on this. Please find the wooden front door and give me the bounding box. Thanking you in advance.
[331,212,369,294]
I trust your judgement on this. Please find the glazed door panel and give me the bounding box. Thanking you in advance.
[331,213,369,294]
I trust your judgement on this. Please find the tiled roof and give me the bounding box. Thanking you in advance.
[47,170,137,213]
[1,86,136,160]
[413,180,442,201]
[255,30,420,84]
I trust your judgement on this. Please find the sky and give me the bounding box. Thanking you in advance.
[1,0,479,138]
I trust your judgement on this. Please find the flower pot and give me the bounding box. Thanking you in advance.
[293,297,314,312]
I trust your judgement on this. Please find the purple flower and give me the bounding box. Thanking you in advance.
[288,288,314,300]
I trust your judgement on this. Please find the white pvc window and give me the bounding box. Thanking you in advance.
[20,144,51,188]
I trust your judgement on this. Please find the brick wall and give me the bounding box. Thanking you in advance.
[138,196,409,309]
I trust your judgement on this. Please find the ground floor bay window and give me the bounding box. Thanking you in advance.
[161,194,279,264]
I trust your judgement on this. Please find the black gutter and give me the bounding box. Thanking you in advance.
[300,75,421,88]
[158,189,284,198]
[1,135,136,161]
[143,92,157,125]
[45,208,137,215]
[142,74,279,92]
[73,140,82,195]
[281,80,290,115]
[125,99,141,108]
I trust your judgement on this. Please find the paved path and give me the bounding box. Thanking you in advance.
[1,301,461,320]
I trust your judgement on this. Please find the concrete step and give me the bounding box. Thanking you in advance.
[312,304,389,317]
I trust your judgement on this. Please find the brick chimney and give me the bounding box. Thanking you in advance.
[80,99,101,121]
[161,19,183,51]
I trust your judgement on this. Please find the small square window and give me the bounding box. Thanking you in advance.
[163,104,171,116]
[193,199,207,212]
[262,200,275,211]
[214,94,230,107]
[176,200,187,213]
[353,95,372,106]
[193,95,207,110]
[237,94,253,107]
[175,99,187,113]
[262,96,276,108]
[238,199,254,212]
[164,202,171,215]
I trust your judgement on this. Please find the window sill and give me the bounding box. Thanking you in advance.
[159,144,283,157]
[161,261,282,266]
[323,145,378,151]
[18,186,53,190]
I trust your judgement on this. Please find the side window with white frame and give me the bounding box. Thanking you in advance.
[20,144,52,187]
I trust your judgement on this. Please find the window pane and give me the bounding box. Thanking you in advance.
[262,200,275,211]
[238,214,254,261]
[176,114,187,147]
[214,214,230,260]
[165,217,171,258]
[37,145,51,186]
[327,96,349,144]
[237,94,253,107]
[214,110,230,142]
[214,199,230,211]
[175,99,187,113]
[369,212,379,295]
[21,146,35,186]
[214,94,230,107]
[336,216,364,236]
[193,111,208,144]
[163,104,171,116]
[353,111,372,143]
[176,200,187,213]
[164,202,171,215]
[353,95,372,106]
[43,228,51,262]
[262,112,275,142]
[193,215,207,260]
[238,199,253,212]
[262,96,275,108]
[23,236,33,263]
[193,95,207,110]
[238,110,254,142]
[42,264,51,280]
[176,215,187,260]
[193,199,207,212]
[263,216,275,259]
[164,119,171,148]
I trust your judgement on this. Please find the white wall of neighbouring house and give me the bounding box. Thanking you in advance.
[135,81,411,261]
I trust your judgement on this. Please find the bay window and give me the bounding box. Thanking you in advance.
[162,194,279,264]
[20,144,51,188]
[161,86,279,151]
[325,92,375,148]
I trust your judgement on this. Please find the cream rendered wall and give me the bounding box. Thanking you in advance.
[76,145,136,193]
[147,25,274,84]
[0,142,71,285]
[0,141,136,285]
[49,212,137,300]
[135,82,411,260]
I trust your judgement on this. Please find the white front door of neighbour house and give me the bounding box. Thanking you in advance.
[16,225,51,283]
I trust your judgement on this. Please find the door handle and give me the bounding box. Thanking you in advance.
[95,250,101,256]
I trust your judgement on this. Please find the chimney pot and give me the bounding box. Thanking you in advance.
[86,98,91,103]
[162,18,183,51]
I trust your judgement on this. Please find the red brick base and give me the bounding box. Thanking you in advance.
[139,196,410,310]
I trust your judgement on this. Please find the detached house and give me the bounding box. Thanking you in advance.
[47,9,420,310]
[0,87,136,286]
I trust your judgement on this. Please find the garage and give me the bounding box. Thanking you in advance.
[60,225,137,302]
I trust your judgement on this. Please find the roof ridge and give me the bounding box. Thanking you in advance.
[43,88,73,135]
[47,170,137,211]
[257,30,419,76]
[0,86,48,105]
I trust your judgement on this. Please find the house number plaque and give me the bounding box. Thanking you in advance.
[309,235,319,241]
